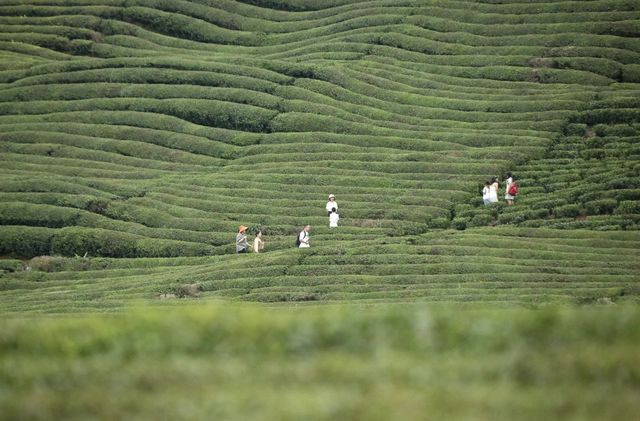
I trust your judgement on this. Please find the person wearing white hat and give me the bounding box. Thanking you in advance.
[326,194,338,216]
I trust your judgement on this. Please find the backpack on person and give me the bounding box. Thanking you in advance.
[295,233,301,247]
[508,182,519,196]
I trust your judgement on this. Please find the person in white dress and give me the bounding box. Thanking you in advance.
[329,208,339,228]
[298,225,311,248]
[482,181,491,205]
[326,194,338,216]
[253,230,264,253]
[489,177,499,203]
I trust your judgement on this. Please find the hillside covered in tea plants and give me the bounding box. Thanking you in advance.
[2,1,640,420]
[0,0,639,311]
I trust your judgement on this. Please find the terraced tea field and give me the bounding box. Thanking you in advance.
[0,1,639,418]
[1,0,639,308]
[1,227,639,313]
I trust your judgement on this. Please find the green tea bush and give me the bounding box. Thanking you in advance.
[135,238,220,257]
[497,211,527,225]
[621,64,640,83]
[125,0,256,32]
[0,32,70,52]
[454,204,475,219]
[0,98,278,132]
[0,83,283,111]
[525,67,613,85]
[607,177,640,190]
[232,0,355,12]
[552,57,623,80]
[451,217,468,230]
[51,227,138,257]
[0,24,97,40]
[379,22,640,53]
[122,6,259,45]
[0,122,236,157]
[0,130,223,166]
[563,123,588,136]
[50,227,215,258]
[572,109,640,126]
[0,226,54,257]
[553,204,582,219]
[0,40,72,61]
[517,219,545,228]
[580,148,606,160]
[532,198,569,211]
[0,4,123,18]
[613,189,640,201]
[17,56,292,84]
[585,199,618,215]
[429,218,450,229]
[0,259,23,272]
[468,213,493,227]
[311,67,581,116]
[0,202,82,228]
[1,141,203,172]
[12,67,282,93]
[616,201,640,215]
[0,177,110,197]
[408,13,640,39]
[0,13,105,27]
[0,192,99,212]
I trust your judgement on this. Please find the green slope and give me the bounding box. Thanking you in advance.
[1,0,639,309]
[2,304,639,420]
[1,227,639,313]
[1,2,640,419]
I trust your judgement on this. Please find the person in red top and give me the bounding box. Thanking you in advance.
[505,172,516,205]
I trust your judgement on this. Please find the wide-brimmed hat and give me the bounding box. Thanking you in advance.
[328,194,335,199]
[238,225,248,232]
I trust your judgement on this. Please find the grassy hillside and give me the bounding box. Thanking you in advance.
[1,227,639,313]
[1,0,639,309]
[1,1,639,419]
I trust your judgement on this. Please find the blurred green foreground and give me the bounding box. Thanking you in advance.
[1,303,638,420]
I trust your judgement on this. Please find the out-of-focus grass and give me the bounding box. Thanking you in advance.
[1,303,638,420]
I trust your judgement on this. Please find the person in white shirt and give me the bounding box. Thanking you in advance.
[329,208,339,228]
[298,225,311,248]
[253,230,264,253]
[482,181,491,205]
[326,194,338,216]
